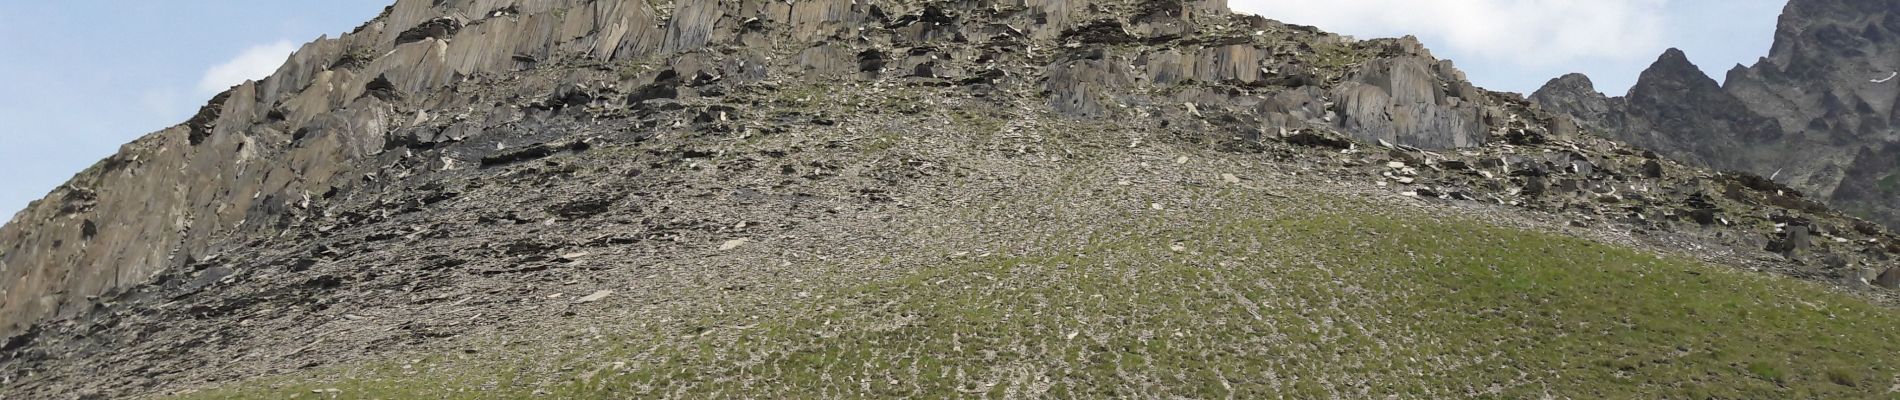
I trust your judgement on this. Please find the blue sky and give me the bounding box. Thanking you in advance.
[0,1,1786,220]
[0,2,389,221]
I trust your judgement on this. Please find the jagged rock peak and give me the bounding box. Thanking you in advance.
[1533,0,1900,229]
[1655,47,1692,65]
[1631,48,1722,95]
[1529,72,1612,140]
[1541,72,1598,94]
[1531,73,1607,112]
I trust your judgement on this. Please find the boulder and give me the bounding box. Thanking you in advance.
[1878,267,1900,289]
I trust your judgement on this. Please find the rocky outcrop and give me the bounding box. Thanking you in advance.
[1330,41,1491,148]
[1534,0,1900,228]
[1528,74,1612,128]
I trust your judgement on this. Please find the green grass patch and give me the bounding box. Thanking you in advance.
[176,211,1900,399]
[1305,40,1374,71]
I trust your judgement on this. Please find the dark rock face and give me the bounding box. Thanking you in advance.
[1534,0,1900,229]
[1528,73,1614,137]
[1535,50,1787,170]
[1623,49,1787,162]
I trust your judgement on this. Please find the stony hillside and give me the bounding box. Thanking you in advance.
[1,0,1899,398]
[1534,0,1900,229]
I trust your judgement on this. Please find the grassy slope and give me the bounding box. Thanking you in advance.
[175,205,1900,399]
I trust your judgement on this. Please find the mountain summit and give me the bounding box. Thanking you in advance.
[6,0,1900,397]
[1535,0,1900,228]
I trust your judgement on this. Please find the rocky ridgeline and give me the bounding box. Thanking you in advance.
[1534,0,1900,229]
[0,0,1896,396]
[0,0,1534,342]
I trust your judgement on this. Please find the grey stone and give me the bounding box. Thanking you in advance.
[1878,267,1900,289]
[575,290,613,304]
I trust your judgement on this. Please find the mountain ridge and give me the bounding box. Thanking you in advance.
[3,0,1900,397]
[0,0,1520,342]
[1534,0,1900,229]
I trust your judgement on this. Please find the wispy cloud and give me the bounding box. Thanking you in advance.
[1231,0,1668,67]
[196,40,297,93]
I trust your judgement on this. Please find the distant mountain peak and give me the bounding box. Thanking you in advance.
[1535,0,1900,229]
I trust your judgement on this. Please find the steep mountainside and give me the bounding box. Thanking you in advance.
[1534,0,1900,228]
[0,0,1528,344]
[2,0,1900,398]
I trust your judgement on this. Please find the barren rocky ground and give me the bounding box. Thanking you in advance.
[1,0,1898,398]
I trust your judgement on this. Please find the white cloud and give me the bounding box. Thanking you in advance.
[196,40,297,93]
[1229,0,1668,67]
